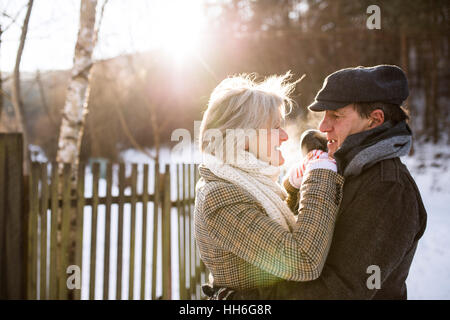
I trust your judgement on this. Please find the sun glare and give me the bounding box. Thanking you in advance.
[151,0,205,63]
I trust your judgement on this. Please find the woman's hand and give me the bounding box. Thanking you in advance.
[288,150,337,189]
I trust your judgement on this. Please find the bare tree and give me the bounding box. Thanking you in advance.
[56,0,98,173]
[102,64,157,161]
[10,0,33,174]
[1,3,29,123]
[35,70,57,127]
[54,0,99,300]
[125,55,172,163]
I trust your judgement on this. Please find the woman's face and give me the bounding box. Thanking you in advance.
[248,117,289,166]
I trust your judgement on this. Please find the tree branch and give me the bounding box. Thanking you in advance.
[11,0,33,174]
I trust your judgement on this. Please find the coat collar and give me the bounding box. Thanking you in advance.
[334,120,412,177]
[198,164,222,182]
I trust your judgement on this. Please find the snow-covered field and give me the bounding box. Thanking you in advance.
[401,142,450,300]
[36,141,449,300]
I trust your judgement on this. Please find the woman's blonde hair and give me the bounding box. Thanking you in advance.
[199,71,300,154]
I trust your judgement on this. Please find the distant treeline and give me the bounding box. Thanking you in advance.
[1,0,448,161]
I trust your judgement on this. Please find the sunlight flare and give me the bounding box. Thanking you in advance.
[151,0,205,63]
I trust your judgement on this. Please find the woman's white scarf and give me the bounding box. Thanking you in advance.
[202,150,297,231]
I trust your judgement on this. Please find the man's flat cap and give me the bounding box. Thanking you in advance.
[308,65,409,112]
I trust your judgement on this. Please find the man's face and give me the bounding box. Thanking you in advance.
[318,104,371,158]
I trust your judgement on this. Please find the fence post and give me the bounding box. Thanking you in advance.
[0,133,26,299]
[161,164,172,300]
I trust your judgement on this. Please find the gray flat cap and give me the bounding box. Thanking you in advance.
[308,65,409,112]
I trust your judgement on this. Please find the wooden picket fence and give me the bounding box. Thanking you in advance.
[0,133,208,300]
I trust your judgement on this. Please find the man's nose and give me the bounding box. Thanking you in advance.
[319,116,331,133]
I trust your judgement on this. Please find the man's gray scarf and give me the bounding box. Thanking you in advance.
[334,121,412,177]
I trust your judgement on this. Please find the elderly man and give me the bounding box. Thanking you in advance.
[211,65,428,300]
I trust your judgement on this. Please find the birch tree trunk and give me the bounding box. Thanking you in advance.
[55,0,97,299]
[11,0,33,174]
[56,0,98,170]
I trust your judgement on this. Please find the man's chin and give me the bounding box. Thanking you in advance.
[328,148,336,159]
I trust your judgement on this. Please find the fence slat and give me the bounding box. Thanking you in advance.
[74,163,85,300]
[151,162,159,300]
[129,163,137,299]
[193,164,201,298]
[89,163,100,300]
[59,163,71,300]
[162,164,171,300]
[177,164,185,300]
[116,163,125,300]
[183,164,190,299]
[187,164,194,299]
[49,163,58,299]
[140,164,149,300]
[103,162,112,300]
[190,164,198,298]
[39,163,49,300]
[27,163,39,299]
[0,138,4,299]
[0,134,26,299]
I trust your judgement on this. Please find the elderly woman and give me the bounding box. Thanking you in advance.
[194,73,344,294]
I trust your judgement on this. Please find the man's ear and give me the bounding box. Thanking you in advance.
[368,109,384,128]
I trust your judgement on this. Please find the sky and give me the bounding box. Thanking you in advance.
[0,0,208,72]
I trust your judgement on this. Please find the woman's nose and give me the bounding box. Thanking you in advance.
[279,128,288,142]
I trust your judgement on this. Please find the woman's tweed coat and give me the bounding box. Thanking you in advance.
[194,166,344,290]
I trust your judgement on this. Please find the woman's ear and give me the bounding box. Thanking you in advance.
[368,109,385,128]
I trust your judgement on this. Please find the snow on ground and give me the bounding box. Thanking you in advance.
[66,141,449,300]
[400,141,450,300]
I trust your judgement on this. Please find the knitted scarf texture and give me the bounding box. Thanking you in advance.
[202,150,297,231]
